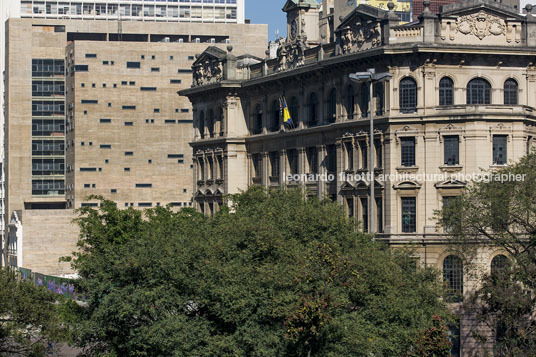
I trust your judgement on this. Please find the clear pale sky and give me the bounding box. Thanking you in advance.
[246,1,288,41]
[246,0,321,41]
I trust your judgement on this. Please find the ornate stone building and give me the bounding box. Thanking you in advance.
[180,0,536,355]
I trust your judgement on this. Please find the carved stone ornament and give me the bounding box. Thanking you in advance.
[456,10,506,40]
[340,21,381,54]
[193,59,224,87]
[276,34,308,72]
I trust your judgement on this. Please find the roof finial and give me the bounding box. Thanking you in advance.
[423,0,431,13]
[387,1,395,12]
[526,4,533,15]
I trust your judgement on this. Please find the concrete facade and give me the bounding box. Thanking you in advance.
[180,1,536,355]
[18,0,245,24]
[3,18,267,275]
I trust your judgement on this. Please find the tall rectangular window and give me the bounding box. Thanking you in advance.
[360,141,367,170]
[444,136,459,166]
[326,145,337,173]
[361,197,368,232]
[344,142,353,171]
[376,196,383,233]
[375,139,382,168]
[306,147,318,174]
[346,197,354,218]
[401,137,415,167]
[288,149,298,175]
[493,135,507,165]
[269,152,279,178]
[443,196,456,233]
[402,197,417,233]
[217,156,224,180]
[252,154,262,179]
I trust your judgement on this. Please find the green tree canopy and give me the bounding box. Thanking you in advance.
[70,188,448,356]
[437,153,536,356]
[0,268,74,356]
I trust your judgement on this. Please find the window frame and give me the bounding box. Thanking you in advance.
[400,137,416,167]
[439,77,454,106]
[493,135,508,165]
[399,77,417,113]
[443,255,464,302]
[504,78,518,105]
[401,196,417,233]
[467,77,491,105]
[443,135,459,166]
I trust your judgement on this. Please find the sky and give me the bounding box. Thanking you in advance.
[246,1,290,41]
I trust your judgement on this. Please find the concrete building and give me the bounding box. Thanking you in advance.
[180,0,536,355]
[18,0,245,24]
[3,18,267,275]
[0,0,21,267]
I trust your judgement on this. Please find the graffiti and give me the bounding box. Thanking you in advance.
[18,268,79,300]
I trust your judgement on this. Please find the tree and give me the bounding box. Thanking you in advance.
[437,153,536,356]
[407,315,452,357]
[0,268,74,356]
[69,188,448,356]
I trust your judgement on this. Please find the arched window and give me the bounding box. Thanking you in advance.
[253,104,262,134]
[309,93,318,127]
[443,255,463,302]
[439,77,454,106]
[491,254,509,275]
[289,96,299,125]
[347,85,355,119]
[467,78,491,105]
[399,77,417,113]
[504,79,518,105]
[198,111,205,138]
[270,100,279,132]
[208,109,214,138]
[327,88,337,123]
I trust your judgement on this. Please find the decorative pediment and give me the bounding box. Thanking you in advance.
[489,123,512,141]
[282,0,320,12]
[192,47,226,87]
[440,1,524,20]
[439,2,523,45]
[355,180,368,189]
[393,181,422,190]
[435,179,467,189]
[438,124,465,142]
[336,5,384,55]
[341,181,355,191]
[193,46,227,66]
[195,189,205,197]
[394,125,419,143]
[204,188,214,196]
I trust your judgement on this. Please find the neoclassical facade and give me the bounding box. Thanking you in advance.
[180,1,536,355]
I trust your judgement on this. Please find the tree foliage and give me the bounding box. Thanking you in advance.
[70,188,448,356]
[0,268,74,356]
[407,315,452,357]
[437,153,536,356]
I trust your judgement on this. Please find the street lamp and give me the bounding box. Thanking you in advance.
[349,69,392,235]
